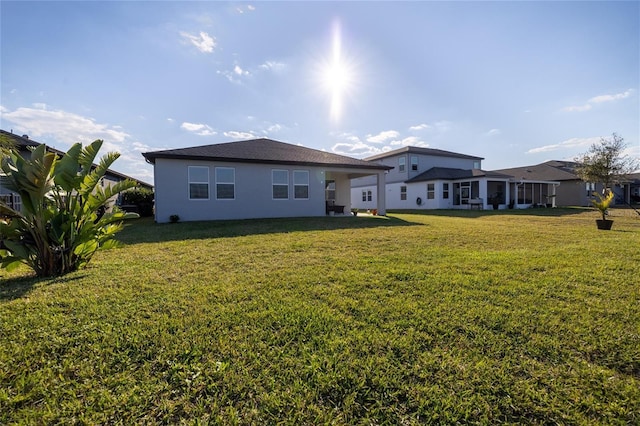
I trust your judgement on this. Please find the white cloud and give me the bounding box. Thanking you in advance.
[562,89,633,112]
[409,123,431,131]
[224,131,255,139]
[167,118,174,123]
[526,136,600,154]
[180,122,217,136]
[259,61,286,73]
[486,128,501,136]
[234,65,249,76]
[180,31,216,53]
[235,5,256,14]
[390,136,428,147]
[0,105,7,113]
[32,102,47,110]
[562,104,592,113]
[366,130,399,143]
[2,106,129,144]
[589,89,633,104]
[1,105,152,183]
[330,132,427,157]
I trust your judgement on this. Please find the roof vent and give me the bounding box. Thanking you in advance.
[22,134,29,139]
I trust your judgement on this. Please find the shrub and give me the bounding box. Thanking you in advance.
[121,188,154,217]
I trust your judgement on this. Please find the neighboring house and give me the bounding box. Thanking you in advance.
[0,129,153,213]
[142,138,392,223]
[351,146,559,210]
[493,160,637,207]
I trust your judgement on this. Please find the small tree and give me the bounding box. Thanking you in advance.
[574,133,639,191]
[0,140,138,277]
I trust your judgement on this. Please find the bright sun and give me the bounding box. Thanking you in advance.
[320,22,356,122]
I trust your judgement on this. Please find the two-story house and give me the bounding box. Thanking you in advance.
[351,146,560,211]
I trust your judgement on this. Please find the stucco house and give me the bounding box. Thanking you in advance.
[351,146,559,210]
[0,129,153,212]
[494,161,638,207]
[142,138,392,223]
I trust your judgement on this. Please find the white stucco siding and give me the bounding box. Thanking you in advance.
[350,185,377,210]
[153,159,328,223]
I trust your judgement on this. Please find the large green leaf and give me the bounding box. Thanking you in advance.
[53,143,83,191]
[78,140,103,178]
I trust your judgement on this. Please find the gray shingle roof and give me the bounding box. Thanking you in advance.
[142,138,392,171]
[365,146,483,161]
[405,167,512,183]
[493,161,580,182]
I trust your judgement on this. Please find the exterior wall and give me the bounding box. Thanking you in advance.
[353,180,456,210]
[553,180,607,207]
[351,185,378,211]
[153,159,370,223]
[352,153,480,188]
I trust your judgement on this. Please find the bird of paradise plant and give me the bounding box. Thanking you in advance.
[0,140,138,277]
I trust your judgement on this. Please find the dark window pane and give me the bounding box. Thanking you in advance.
[190,183,209,199]
[216,183,234,199]
[273,184,288,199]
[294,185,308,199]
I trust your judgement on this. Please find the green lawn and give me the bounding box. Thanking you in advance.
[1,208,639,424]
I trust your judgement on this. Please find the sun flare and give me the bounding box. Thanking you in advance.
[319,21,356,122]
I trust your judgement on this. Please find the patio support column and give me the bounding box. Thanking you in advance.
[376,171,386,215]
[505,180,511,208]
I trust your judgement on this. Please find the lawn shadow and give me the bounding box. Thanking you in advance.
[118,215,423,245]
[389,207,593,219]
[0,273,87,301]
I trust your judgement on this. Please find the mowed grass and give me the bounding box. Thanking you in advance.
[1,208,639,424]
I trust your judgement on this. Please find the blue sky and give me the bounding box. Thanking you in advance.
[1,1,638,184]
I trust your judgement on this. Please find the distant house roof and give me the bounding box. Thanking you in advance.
[0,129,153,190]
[142,138,393,171]
[492,161,581,182]
[365,146,484,162]
[406,167,512,183]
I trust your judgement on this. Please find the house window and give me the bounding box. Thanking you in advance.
[427,183,435,199]
[399,157,406,172]
[411,156,418,171]
[188,166,209,200]
[362,191,367,202]
[473,161,481,170]
[443,183,449,199]
[293,170,309,199]
[272,169,289,199]
[367,190,372,202]
[400,185,407,201]
[586,182,596,196]
[215,167,235,199]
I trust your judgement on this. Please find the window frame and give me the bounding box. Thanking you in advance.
[427,182,435,200]
[293,170,309,200]
[272,169,289,200]
[400,185,407,201]
[188,166,210,200]
[398,156,406,172]
[411,156,418,171]
[442,182,450,199]
[215,167,235,200]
